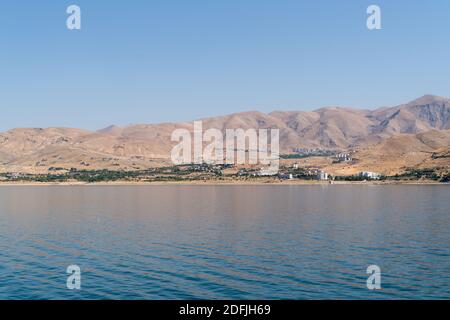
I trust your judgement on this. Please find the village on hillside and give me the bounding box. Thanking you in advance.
[1,147,448,183]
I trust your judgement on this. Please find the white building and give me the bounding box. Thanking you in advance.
[335,153,352,162]
[359,171,381,179]
[259,167,278,176]
[279,173,294,180]
[317,171,329,181]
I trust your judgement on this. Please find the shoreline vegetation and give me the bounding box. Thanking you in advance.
[0,164,448,185]
[0,181,446,186]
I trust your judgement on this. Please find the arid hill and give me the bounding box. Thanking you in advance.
[325,130,450,176]
[0,95,449,175]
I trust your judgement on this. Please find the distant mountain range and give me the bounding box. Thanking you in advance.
[0,95,449,175]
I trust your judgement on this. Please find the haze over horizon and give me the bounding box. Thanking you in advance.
[2,1,450,131]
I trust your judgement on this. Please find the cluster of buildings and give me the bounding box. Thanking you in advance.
[278,173,294,180]
[282,161,383,181]
[358,171,381,180]
[178,157,382,181]
[292,148,335,157]
[317,171,329,181]
[1,172,32,181]
[334,153,353,163]
[183,163,235,175]
[278,165,330,181]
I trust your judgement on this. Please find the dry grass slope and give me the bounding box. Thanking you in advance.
[0,95,449,175]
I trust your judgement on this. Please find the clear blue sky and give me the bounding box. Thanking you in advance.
[1,0,450,131]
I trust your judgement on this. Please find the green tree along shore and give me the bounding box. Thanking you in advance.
[0,165,449,183]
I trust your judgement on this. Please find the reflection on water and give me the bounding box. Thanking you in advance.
[0,185,449,299]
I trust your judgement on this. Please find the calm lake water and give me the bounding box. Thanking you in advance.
[0,185,449,299]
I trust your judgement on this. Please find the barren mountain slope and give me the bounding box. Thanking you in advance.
[0,95,449,174]
[326,130,450,176]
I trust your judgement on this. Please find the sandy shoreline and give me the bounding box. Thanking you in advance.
[0,180,446,186]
